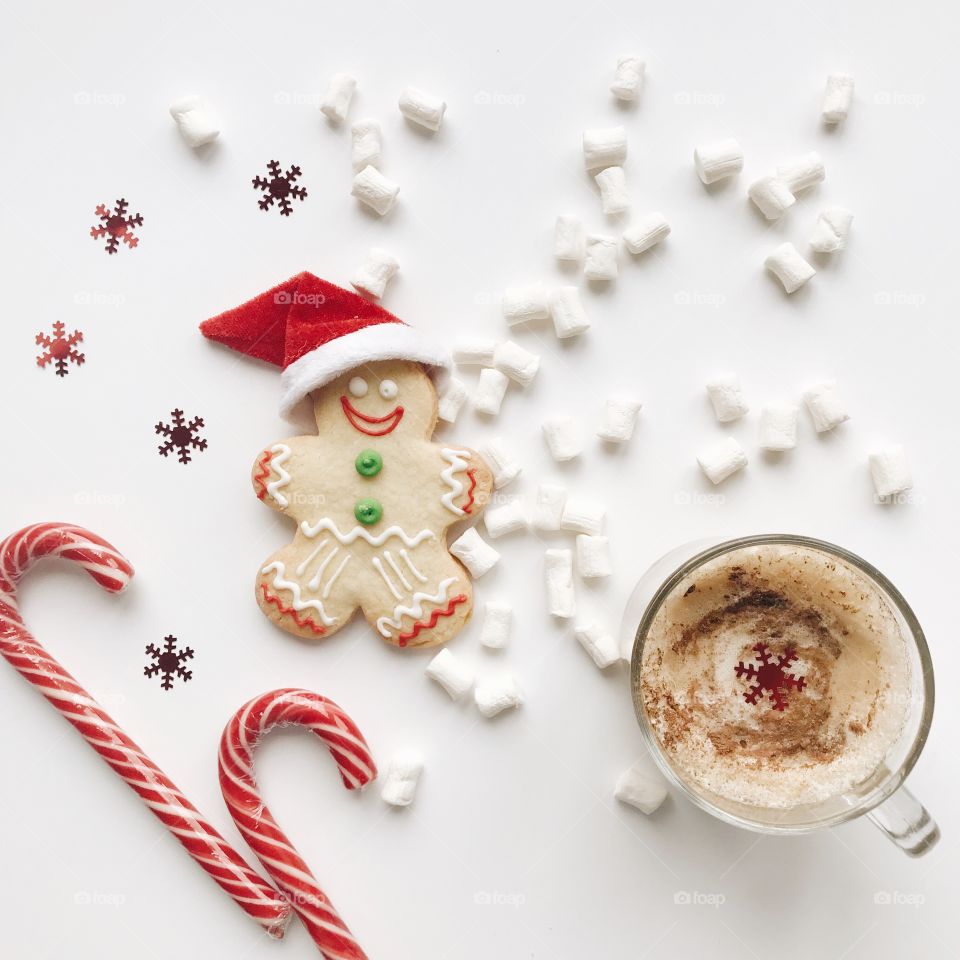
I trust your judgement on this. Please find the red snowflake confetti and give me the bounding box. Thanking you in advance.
[36,321,85,377]
[156,408,208,464]
[252,160,307,216]
[144,635,194,690]
[735,642,806,712]
[90,198,143,254]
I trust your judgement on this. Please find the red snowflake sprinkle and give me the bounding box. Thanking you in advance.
[735,642,806,712]
[36,321,85,377]
[252,159,307,216]
[156,408,208,464]
[90,198,143,254]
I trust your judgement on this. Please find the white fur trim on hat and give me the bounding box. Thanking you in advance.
[279,322,449,418]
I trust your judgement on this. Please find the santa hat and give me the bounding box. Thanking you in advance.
[200,272,449,418]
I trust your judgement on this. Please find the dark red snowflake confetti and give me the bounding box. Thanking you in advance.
[156,408,208,464]
[36,321,85,377]
[735,642,806,712]
[144,635,194,690]
[90,198,143,254]
[252,160,307,216]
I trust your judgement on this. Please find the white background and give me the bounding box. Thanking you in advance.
[0,1,955,957]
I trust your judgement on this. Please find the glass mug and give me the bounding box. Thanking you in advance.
[621,534,939,857]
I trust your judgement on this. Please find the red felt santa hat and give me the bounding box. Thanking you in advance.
[200,272,449,418]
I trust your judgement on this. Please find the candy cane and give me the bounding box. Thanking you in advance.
[0,522,291,937]
[219,689,377,960]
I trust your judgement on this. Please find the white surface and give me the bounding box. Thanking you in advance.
[0,1,955,957]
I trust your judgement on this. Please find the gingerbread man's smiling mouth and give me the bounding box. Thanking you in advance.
[340,396,405,436]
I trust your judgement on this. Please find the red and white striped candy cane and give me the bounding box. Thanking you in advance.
[0,522,291,937]
[219,688,377,960]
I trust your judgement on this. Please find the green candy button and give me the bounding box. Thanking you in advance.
[354,497,383,526]
[355,449,383,477]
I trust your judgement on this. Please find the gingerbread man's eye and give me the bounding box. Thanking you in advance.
[379,379,398,400]
[348,377,368,398]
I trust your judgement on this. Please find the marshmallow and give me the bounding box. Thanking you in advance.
[803,380,850,432]
[758,403,799,451]
[869,445,913,499]
[450,527,500,577]
[494,340,540,386]
[822,73,854,124]
[320,73,357,123]
[350,247,398,299]
[474,368,509,416]
[502,283,551,326]
[694,138,743,184]
[776,151,825,192]
[576,535,612,579]
[351,118,382,171]
[585,235,618,281]
[542,416,583,461]
[561,497,605,536]
[479,601,512,650]
[574,622,620,668]
[554,215,585,261]
[697,437,747,485]
[479,437,522,488]
[425,648,474,700]
[597,396,642,443]
[706,373,749,423]
[748,177,795,220]
[169,95,220,148]
[351,165,399,215]
[549,287,591,338]
[809,207,853,253]
[453,337,497,366]
[611,56,645,101]
[614,762,668,814]
[595,166,630,215]
[398,86,446,132]
[545,549,576,618]
[623,212,670,255]
[532,483,567,532]
[583,126,628,171]
[483,500,528,539]
[475,674,524,718]
[380,750,424,807]
[437,377,468,424]
[765,242,815,294]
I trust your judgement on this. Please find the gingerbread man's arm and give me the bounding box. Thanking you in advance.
[432,444,493,522]
[251,436,313,515]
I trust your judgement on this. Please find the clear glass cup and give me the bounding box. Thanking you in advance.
[622,534,939,857]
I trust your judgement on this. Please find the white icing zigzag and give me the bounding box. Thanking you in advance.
[301,518,435,548]
[376,577,458,637]
[261,561,337,625]
[439,448,471,516]
[266,444,292,508]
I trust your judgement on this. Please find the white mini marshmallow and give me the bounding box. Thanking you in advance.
[475,674,524,718]
[483,500,528,539]
[869,445,913,499]
[574,622,620,668]
[583,126,628,171]
[776,151,825,192]
[425,648,474,700]
[758,402,799,451]
[532,482,567,531]
[437,377,468,424]
[450,528,500,577]
[706,373,749,422]
[479,600,512,650]
[597,396,642,443]
[822,73,854,124]
[809,207,853,253]
[554,215,585,261]
[351,118,382,171]
[595,166,630,215]
[351,165,399,215]
[494,340,540,386]
[398,86,446,131]
[697,437,747,485]
[542,416,583,461]
[320,73,357,123]
[803,380,850,432]
[748,177,796,220]
[765,242,815,293]
[611,56,645,101]
[453,337,497,366]
[545,549,576,618]
[502,282,551,326]
[380,750,424,807]
[614,762,668,815]
[480,437,522,488]
[474,368,509,416]
[350,247,398,299]
[585,235,618,281]
[560,497,605,535]
[169,95,220,147]
[623,212,670,254]
[549,287,591,338]
[576,535,612,579]
[694,138,743,184]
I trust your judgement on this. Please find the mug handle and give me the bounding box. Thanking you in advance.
[867,783,940,857]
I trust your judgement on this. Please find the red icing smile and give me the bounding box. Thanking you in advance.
[340,396,404,436]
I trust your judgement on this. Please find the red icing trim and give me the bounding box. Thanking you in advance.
[254,449,272,500]
[461,468,477,515]
[260,583,326,636]
[397,594,468,647]
[340,396,404,436]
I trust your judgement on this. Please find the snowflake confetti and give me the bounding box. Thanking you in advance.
[156,408,208,464]
[252,159,307,216]
[144,635,194,690]
[735,642,806,712]
[36,321,85,377]
[90,198,143,254]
